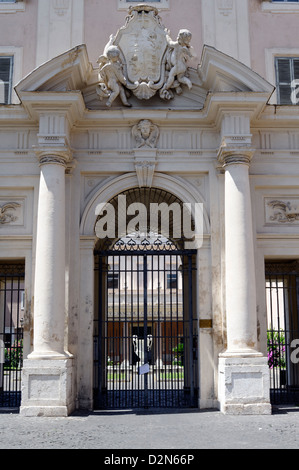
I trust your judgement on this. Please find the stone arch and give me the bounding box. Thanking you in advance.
[78,172,211,410]
[80,172,210,238]
[94,186,192,251]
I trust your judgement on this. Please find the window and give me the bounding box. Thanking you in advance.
[167,273,177,289]
[0,0,25,13]
[107,273,119,290]
[262,1,299,12]
[275,57,299,105]
[0,57,13,105]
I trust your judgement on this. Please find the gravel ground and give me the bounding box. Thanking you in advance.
[0,407,298,450]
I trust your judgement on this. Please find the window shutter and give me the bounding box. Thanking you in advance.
[277,58,291,84]
[293,59,299,80]
[0,57,13,105]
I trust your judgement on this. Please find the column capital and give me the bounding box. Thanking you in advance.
[217,140,255,168]
[35,148,72,167]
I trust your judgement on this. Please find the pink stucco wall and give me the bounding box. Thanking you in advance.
[0,0,38,77]
[249,0,299,79]
[0,0,298,84]
[84,0,203,68]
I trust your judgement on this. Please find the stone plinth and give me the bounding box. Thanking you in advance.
[218,356,271,415]
[20,358,74,417]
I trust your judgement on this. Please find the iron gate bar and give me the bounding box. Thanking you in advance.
[265,261,299,405]
[188,254,194,405]
[0,265,25,409]
[143,254,148,407]
[94,245,198,410]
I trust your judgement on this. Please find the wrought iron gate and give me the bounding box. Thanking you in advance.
[0,264,24,409]
[94,238,198,409]
[266,261,299,405]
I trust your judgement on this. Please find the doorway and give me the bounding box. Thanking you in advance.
[93,235,198,409]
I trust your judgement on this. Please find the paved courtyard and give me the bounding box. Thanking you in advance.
[0,407,298,450]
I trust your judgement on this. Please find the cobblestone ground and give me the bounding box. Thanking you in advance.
[0,407,298,450]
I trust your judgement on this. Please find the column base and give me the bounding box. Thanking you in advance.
[20,357,75,417]
[218,355,272,415]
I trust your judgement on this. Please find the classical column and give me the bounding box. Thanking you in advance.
[20,150,74,417]
[217,117,271,415]
[220,150,259,355]
[30,152,70,358]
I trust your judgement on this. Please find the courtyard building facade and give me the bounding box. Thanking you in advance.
[0,0,298,416]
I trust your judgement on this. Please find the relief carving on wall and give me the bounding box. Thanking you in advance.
[132,120,159,148]
[0,202,21,225]
[267,200,299,224]
[96,5,195,106]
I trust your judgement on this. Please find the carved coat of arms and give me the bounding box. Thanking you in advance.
[96,4,195,106]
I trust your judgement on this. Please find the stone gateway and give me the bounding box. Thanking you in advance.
[0,1,298,417]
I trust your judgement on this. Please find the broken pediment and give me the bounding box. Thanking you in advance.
[15,45,92,96]
[198,46,274,95]
[15,6,274,113]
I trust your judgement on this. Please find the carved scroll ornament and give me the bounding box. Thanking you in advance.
[0,202,21,225]
[267,200,299,224]
[96,5,195,106]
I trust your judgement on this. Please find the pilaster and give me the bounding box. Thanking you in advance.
[36,0,85,67]
[77,237,95,411]
[201,0,251,67]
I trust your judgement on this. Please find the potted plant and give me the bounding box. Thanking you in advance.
[4,339,23,370]
[172,342,184,367]
[267,330,286,386]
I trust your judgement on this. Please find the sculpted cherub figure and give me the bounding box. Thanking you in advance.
[96,44,131,108]
[160,29,195,99]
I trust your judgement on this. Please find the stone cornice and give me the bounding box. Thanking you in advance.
[16,91,85,129]
[2,97,298,131]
